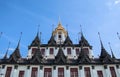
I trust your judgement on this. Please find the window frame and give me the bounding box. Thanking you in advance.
[41,48,45,55]
[70,68,78,77]
[44,68,52,77]
[97,70,103,77]
[84,67,91,77]
[5,67,12,77]
[49,48,54,55]
[76,48,79,55]
[58,68,64,77]
[19,70,25,77]
[31,67,38,77]
[67,48,71,55]
[32,48,37,54]
[110,67,116,77]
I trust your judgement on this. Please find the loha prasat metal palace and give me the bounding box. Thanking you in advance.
[0,22,120,77]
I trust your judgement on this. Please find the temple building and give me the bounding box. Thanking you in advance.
[0,22,120,77]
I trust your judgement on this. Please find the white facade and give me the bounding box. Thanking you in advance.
[0,64,120,77]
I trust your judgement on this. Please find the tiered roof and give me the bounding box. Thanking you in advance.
[29,32,40,48]
[63,32,73,46]
[0,24,119,65]
[48,33,57,46]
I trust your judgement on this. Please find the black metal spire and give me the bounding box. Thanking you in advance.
[36,25,40,41]
[16,32,22,49]
[98,32,104,49]
[52,24,55,32]
[108,42,115,59]
[80,25,83,36]
[8,32,22,63]
[39,32,42,48]
[79,25,91,48]
[63,31,73,46]
[29,25,41,47]
[98,32,112,63]
[66,24,68,33]
[3,42,10,59]
[48,32,56,46]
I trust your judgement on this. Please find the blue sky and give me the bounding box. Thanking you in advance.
[0,0,120,58]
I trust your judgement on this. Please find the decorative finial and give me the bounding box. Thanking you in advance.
[4,42,11,59]
[0,32,3,38]
[58,16,61,24]
[40,32,42,43]
[52,24,55,32]
[66,24,69,35]
[98,32,104,48]
[78,32,80,41]
[66,24,68,31]
[37,32,41,49]
[108,42,115,59]
[37,25,40,36]
[117,32,120,40]
[80,25,83,36]
[17,32,22,49]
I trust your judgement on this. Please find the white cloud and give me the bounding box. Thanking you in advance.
[106,0,120,10]
[8,48,15,51]
[114,0,120,4]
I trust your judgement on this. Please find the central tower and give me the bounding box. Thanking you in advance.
[52,22,67,44]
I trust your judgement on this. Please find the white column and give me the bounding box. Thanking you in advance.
[38,67,40,77]
[39,69,43,77]
[118,68,120,76]
[115,66,120,77]
[65,68,70,77]
[39,70,44,77]
[25,66,31,77]
[79,66,84,77]
[53,67,57,77]
[39,66,44,77]
[12,69,18,77]
[72,49,75,57]
[46,48,49,56]
[104,66,109,77]
[0,66,6,77]
[91,67,96,77]
[105,69,110,77]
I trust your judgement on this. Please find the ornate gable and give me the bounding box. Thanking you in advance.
[8,45,21,63]
[30,44,43,63]
[99,45,113,63]
[63,33,73,46]
[77,48,91,63]
[54,46,67,64]
[29,33,40,47]
[98,33,114,63]
[79,34,92,49]
[48,33,57,46]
